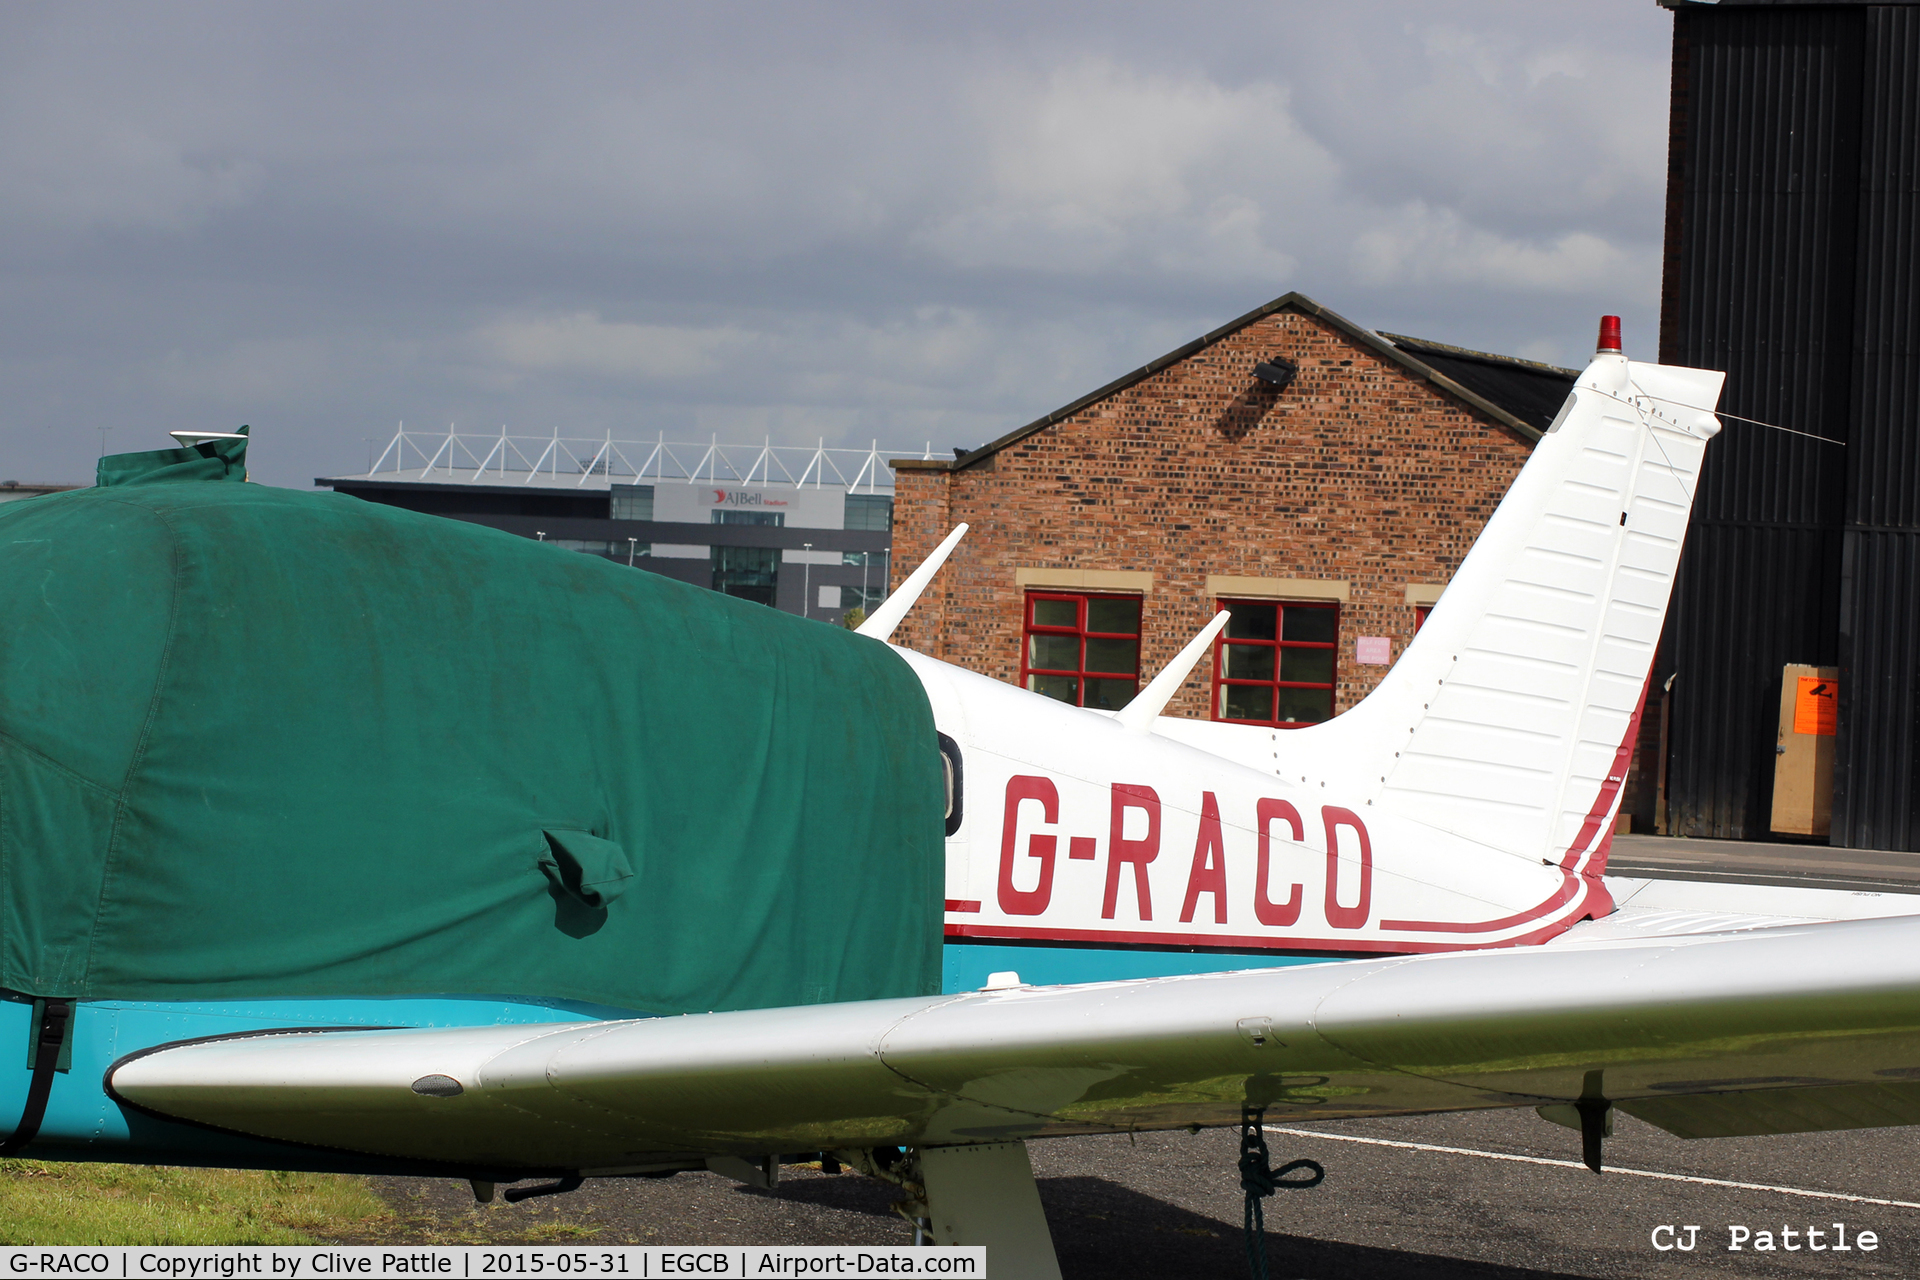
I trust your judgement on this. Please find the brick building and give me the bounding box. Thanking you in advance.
[887,292,1576,726]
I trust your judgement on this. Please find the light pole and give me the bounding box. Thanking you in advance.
[802,543,813,619]
[627,537,638,567]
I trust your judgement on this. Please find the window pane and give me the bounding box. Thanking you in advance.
[1027,673,1079,704]
[1086,597,1140,635]
[1084,677,1137,711]
[1084,637,1139,674]
[1278,687,1334,724]
[712,545,779,605]
[1028,633,1081,671]
[844,494,894,531]
[1031,597,1078,628]
[712,510,785,527]
[1281,647,1335,685]
[1222,642,1275,681]
[610,484,654,521]
[1283,606,1337,643]
[1226,604,1277,641]
[1224,684,1275,721]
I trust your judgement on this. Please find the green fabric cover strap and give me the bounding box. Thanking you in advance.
[95,428,248,488]
[540,831,635,908]
[0,999,72,1156]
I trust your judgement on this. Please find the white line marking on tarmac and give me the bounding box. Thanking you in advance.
[1265,1127,1920,1209]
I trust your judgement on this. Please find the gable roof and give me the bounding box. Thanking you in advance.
[1378,333,1580,435]
[894,291,1555,472]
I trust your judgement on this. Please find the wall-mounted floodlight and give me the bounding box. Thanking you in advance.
[1252,359,1298,392]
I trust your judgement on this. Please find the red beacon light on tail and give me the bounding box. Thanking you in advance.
[1597,315,1623,355]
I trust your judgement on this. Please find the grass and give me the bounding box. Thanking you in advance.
[0,1159,391,1245]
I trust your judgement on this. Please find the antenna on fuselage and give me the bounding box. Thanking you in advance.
[1114,610,1231,734]
[855,523,969,643]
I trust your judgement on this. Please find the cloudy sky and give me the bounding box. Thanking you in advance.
[1,2,1676,487]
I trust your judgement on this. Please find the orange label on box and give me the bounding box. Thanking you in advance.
[1794,676,1838,736]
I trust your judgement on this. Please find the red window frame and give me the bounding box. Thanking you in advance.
[1020,592,1143,710]
[1210,599,1339,727]
[1415,605,1431,632]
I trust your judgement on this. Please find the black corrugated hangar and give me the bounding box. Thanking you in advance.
[1651,0,1920,849]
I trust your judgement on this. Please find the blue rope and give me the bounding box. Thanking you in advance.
[1239,1107,1323,1280]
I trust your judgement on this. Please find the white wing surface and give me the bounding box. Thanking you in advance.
[111,912,1920,1171]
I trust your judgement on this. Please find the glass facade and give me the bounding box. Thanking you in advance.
[844,494,893,531]
[713,510,785,527]
[713,546,780,605]
[550,538,649,563]
[610,484,654,521]
[840,549,891,617]
[839,584,886,613]
[1019,593,1142,711]
[1211,601,1338,726]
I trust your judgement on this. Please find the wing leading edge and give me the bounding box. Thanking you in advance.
[110,912,1920,1171]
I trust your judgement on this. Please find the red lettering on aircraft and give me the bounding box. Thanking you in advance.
[1254,798,1306,926]
[1322,806,1373,929]
[1179,791,1229,924]
[986,780,1384,936]
[997,776,1059,916]
[1103,784,1161,920]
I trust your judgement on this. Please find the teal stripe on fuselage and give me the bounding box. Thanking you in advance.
[941,942,1336,992]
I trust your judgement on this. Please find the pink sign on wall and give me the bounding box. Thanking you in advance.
[1355,636,1392,666]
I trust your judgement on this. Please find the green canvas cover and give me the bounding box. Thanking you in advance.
[0,438,945,1012]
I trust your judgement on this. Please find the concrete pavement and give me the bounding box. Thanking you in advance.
[1610,834,1920,893]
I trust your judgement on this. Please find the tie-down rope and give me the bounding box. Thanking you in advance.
[1239,1106,1324,1280]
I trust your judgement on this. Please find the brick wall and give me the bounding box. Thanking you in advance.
[890,307,1535,721]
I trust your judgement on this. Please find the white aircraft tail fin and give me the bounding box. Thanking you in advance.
[1293,329,1723,869]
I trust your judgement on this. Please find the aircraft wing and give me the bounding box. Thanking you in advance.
[110,911,1920,1173]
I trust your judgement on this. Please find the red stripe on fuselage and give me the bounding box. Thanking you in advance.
[945,902,1601,954]
[1379,671,1652,934]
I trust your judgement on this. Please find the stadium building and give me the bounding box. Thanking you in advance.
[319,434,918,624]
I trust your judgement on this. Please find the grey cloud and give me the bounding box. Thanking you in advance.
[0,1,1673,487]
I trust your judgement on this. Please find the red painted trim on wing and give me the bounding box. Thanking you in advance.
[945,899,983,913]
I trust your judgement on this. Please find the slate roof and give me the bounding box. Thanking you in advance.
[1378,334,1580,436]
[896,292,1574,472]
